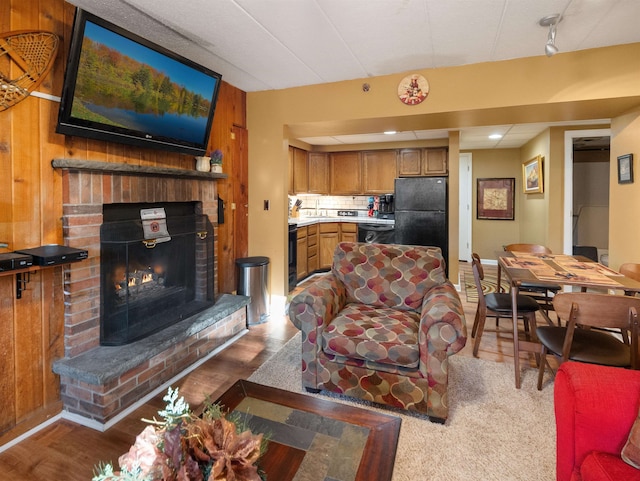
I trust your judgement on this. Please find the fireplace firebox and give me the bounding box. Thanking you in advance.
[100,202,213,345]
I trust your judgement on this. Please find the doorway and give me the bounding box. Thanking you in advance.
[563,129,611,259]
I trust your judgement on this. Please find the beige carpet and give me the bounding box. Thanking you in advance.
[248,332,555,481]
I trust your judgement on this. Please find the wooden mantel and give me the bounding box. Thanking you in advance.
[51,158,228,180]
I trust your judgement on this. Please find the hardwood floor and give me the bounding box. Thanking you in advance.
[0,262,546,480]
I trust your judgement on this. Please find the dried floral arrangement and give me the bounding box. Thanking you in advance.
[93,387,267,481]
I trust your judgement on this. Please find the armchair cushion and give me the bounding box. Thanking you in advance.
[580,452,640,481]
[332,243,446,311]
[322,304,421,368]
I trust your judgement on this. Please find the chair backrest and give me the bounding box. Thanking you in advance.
[572,245,599,262]
[620,263,640,283]
[504,243,552,255]
[552,292,640,366]
[470,253,487,308]
[332,242,446,311]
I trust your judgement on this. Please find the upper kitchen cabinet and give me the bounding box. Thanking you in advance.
[398,149,422,176]
[423,148,448,175]
[330,152,362,194]
[292,147,308,193]
[363,150,396,193]
[398,148,448,176]
[308,152,330,194]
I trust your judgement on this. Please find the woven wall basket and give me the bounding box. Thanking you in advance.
[0,30,59,111]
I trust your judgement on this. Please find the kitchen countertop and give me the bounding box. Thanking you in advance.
[289,216,394,227]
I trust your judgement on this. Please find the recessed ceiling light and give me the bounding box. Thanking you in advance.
[489,134,503,140]
[383,131,397,135]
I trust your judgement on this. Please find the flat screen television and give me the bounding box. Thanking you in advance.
[57,9,222,156]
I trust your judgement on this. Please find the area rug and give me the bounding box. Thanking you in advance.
[462,270,509,302]
[248,332,555,481]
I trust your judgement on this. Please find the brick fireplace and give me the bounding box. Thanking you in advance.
[51,160,248,427]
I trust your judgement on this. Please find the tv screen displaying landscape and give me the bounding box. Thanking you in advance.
[57,10,221,155]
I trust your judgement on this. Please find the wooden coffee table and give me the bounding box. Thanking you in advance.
[213,380,401,481]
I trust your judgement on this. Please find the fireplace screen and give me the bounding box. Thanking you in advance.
[100,202,213,345]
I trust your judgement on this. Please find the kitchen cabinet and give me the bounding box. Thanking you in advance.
[330,152,362,194]
[292,147,308,193]
[318,222,359,270]
[319,222,340,270]
[423,148,448,175]
[398,148,448,176]
[308,152,330,194]
[296,226,308,280]
[340,223,358,243]
[307,224,318,274]
[398,149,422,176]
[363,150,396,193]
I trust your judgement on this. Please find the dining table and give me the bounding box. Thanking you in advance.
[496,250,640,388]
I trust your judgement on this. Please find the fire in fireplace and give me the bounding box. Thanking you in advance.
[100,202,214,345]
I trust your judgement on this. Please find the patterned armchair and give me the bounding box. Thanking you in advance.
[288,242,467,422]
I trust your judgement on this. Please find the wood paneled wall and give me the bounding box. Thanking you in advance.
[0,0,246,444]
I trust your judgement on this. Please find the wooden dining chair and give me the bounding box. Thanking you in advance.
[536,292,640,390]
[572,245,599,262]
[620,262,640,287]
[503,244,561,317]
[471,253,540,358]
[504,243,552,255]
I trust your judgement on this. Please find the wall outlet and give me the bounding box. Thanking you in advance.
[264,200,270,210]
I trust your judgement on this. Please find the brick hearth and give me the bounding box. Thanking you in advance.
[52,161,246,425]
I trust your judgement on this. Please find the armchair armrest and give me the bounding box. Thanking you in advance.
[288,273,347,334]
[555,362,640,481]
[288,274,347,389]
[419,281,468,358]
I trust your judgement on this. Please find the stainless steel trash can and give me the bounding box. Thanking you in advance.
[235,256,270,325]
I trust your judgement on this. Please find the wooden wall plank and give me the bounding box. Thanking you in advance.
[42,268,64,404]
[14,271,44,420]
[0,280,16,434]
[0,0,247,441]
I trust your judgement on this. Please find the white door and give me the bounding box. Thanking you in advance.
[459,152,472,262]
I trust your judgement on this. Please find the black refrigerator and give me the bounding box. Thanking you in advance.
[394,176,448,268]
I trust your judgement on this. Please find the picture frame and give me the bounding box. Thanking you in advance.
[617,153,634,184]
[522,155,544,194]
[477,178,515,220]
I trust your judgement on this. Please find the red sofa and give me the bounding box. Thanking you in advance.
[555,362,640,481]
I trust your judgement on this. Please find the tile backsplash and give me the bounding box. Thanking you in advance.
[289,195,372,217]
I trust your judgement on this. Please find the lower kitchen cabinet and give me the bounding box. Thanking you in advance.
[307,224,318,273]
[340,223,358,243]
[319,223,340,270]
[296,226,308,280]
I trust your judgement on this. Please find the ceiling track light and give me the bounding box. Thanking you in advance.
[539,14,562,57]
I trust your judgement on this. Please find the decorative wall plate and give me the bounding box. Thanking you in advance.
[397,73,429,105]
[0,30,59,111]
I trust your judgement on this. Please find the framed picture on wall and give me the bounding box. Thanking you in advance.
[477,178,515,220]
[617,153,634,184]
[522,156,543,194]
